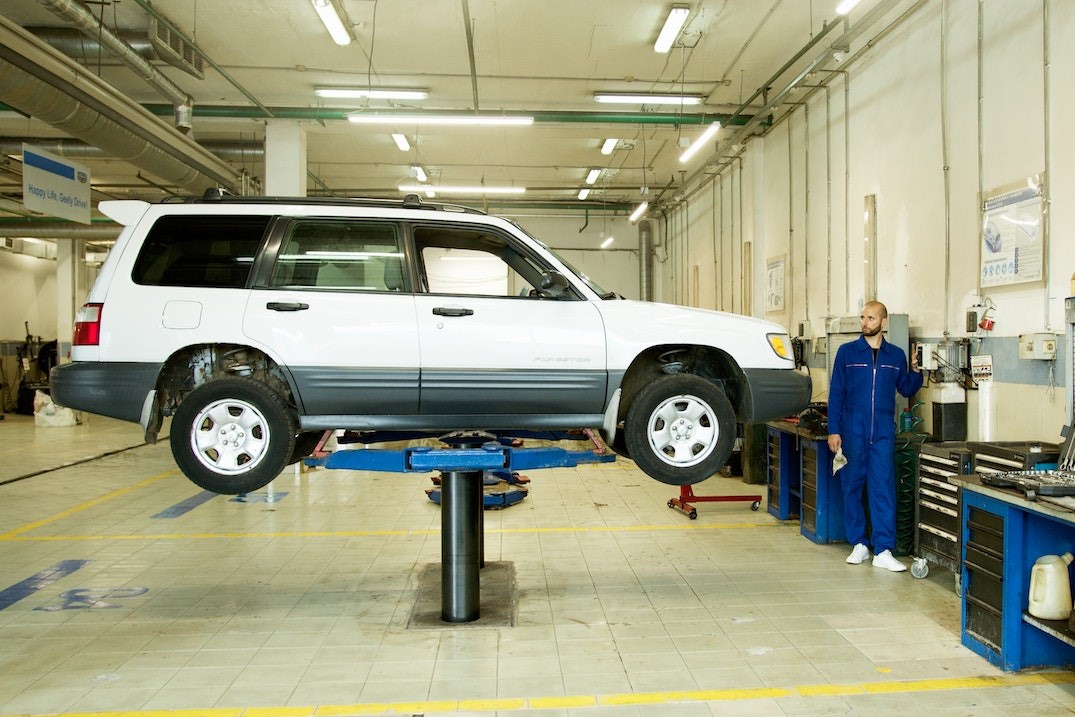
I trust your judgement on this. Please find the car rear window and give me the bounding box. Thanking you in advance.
[131,215,270,288]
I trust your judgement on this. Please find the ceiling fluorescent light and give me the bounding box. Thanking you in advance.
[316,87,429,100]
[578,188,591,200]
[594,93,703,105]
[311,0,352,45]
[600,138,618,155]
[679,121,721,163]
[391,133,410,151]
[350,114,533,126]
[654,6,690,53]
[412,165,428,182]
[585,168,601,185]
[398,184,526,195]
[600,236,614,249]
[835,0,864,14]
[629,201,649,223]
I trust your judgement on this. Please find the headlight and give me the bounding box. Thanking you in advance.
[767,333,792,359]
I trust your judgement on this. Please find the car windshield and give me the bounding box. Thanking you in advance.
[510,221,616,298]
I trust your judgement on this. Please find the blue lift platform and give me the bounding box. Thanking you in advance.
[307,431,615,623]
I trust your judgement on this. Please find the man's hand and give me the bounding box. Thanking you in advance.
[828,434,841,453]
[911,342,921,373]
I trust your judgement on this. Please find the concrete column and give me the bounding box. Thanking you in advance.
[264,121,307,196]
[55,238,76,361]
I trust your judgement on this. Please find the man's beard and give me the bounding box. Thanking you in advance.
[863,325,883,337]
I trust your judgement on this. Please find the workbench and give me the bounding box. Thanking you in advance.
[953,474,1075,671]
[766,420,845,544]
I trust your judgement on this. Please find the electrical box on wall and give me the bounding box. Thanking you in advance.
[1018,333,1057,360]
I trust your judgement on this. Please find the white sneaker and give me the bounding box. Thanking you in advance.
[872,550,908,572]
[846,543,870,564]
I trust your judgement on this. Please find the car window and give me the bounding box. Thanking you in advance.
[270,219,407,292]
[131,215,270,288]
[413,224,564,298]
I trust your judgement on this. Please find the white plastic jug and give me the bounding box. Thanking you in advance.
[1028,552,1074,620]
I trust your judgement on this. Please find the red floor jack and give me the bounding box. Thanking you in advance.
[668,483,762,520]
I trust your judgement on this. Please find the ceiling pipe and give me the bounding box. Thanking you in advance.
[28,26,158,62]
[0,16,241,193]
[36,0,196,132]
[0,138,264,161]
[0,222,120,239]
[136,104,753,127]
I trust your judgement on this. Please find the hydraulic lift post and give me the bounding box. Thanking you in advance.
[309,431,615,623]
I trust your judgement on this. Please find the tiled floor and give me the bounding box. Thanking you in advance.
[0,412,1073,716]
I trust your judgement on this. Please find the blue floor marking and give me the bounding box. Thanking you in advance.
[230,491,288,503]
[152,490,217,518]
[0,559,90,611]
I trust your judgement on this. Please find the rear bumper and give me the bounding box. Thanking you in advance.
[50,362,161,423]
[740,368,812,423]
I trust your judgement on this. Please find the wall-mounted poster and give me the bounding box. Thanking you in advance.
[765,255,785,312]
[980,176,1045,288]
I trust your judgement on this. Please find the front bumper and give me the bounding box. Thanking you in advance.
[50,361,162,423]
[740,367,812,423]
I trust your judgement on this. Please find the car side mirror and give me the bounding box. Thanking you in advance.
[539,270,570,298]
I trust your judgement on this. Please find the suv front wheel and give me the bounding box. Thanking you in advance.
[170,377,297,494]
[624,374,735,486]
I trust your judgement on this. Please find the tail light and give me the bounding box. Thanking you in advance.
[73,303,103,346]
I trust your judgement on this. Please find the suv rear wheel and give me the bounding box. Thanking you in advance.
[170,377,297,494]
[624,374,735,486]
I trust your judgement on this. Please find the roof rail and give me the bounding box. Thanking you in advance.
[171,190,487,215]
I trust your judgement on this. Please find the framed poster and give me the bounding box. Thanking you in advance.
[765,255,785,312]
[980,176,1045,288]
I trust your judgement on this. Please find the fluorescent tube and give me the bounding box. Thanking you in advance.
[311,0,351,45]
[679,121,721,163]
[654,6,690,53]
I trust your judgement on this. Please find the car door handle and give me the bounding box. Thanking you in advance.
[266,301,310,312]
[432,306,474,317]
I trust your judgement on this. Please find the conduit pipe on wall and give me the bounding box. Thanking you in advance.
[638,220,653,302]
[0,17,241,193]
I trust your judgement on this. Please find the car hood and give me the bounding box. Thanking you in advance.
[595,299,794,370]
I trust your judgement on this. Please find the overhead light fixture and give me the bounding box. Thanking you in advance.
[412,165,428,182]
[578,188,591,200]
[391,133,410,151]
[654,6,690,53]
[601,138,618,155]
[629,201,649,223]
[585,168,602,185]
[311,0,352,46]
[835,0,865,15]
[594,93,704,105]
[398,184,526,195]
[600,236,615,249]
[315,87,429,100]
[349,113,533,126]
[679,121,721,163]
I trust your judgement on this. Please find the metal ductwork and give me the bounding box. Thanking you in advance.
[0,16,241,193]
[0,138,265,162]
[0,223,119,240]
[35,0,195,131]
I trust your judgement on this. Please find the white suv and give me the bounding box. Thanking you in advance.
[52,192,811,494]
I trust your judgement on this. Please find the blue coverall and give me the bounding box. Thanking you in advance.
[827,336,923,553]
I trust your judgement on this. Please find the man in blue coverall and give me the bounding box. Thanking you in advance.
[827,301,922,572]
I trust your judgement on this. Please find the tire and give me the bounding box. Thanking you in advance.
[624,374,736,486]
[170,377,297,494]
[287,431,325,466]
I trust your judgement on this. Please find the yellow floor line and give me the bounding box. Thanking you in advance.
[6,671,1073,717]
[0,520,795,542]
[0,470,176,539]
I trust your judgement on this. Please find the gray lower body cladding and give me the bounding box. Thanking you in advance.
[739,367,812,423]
[50,361,162,422]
